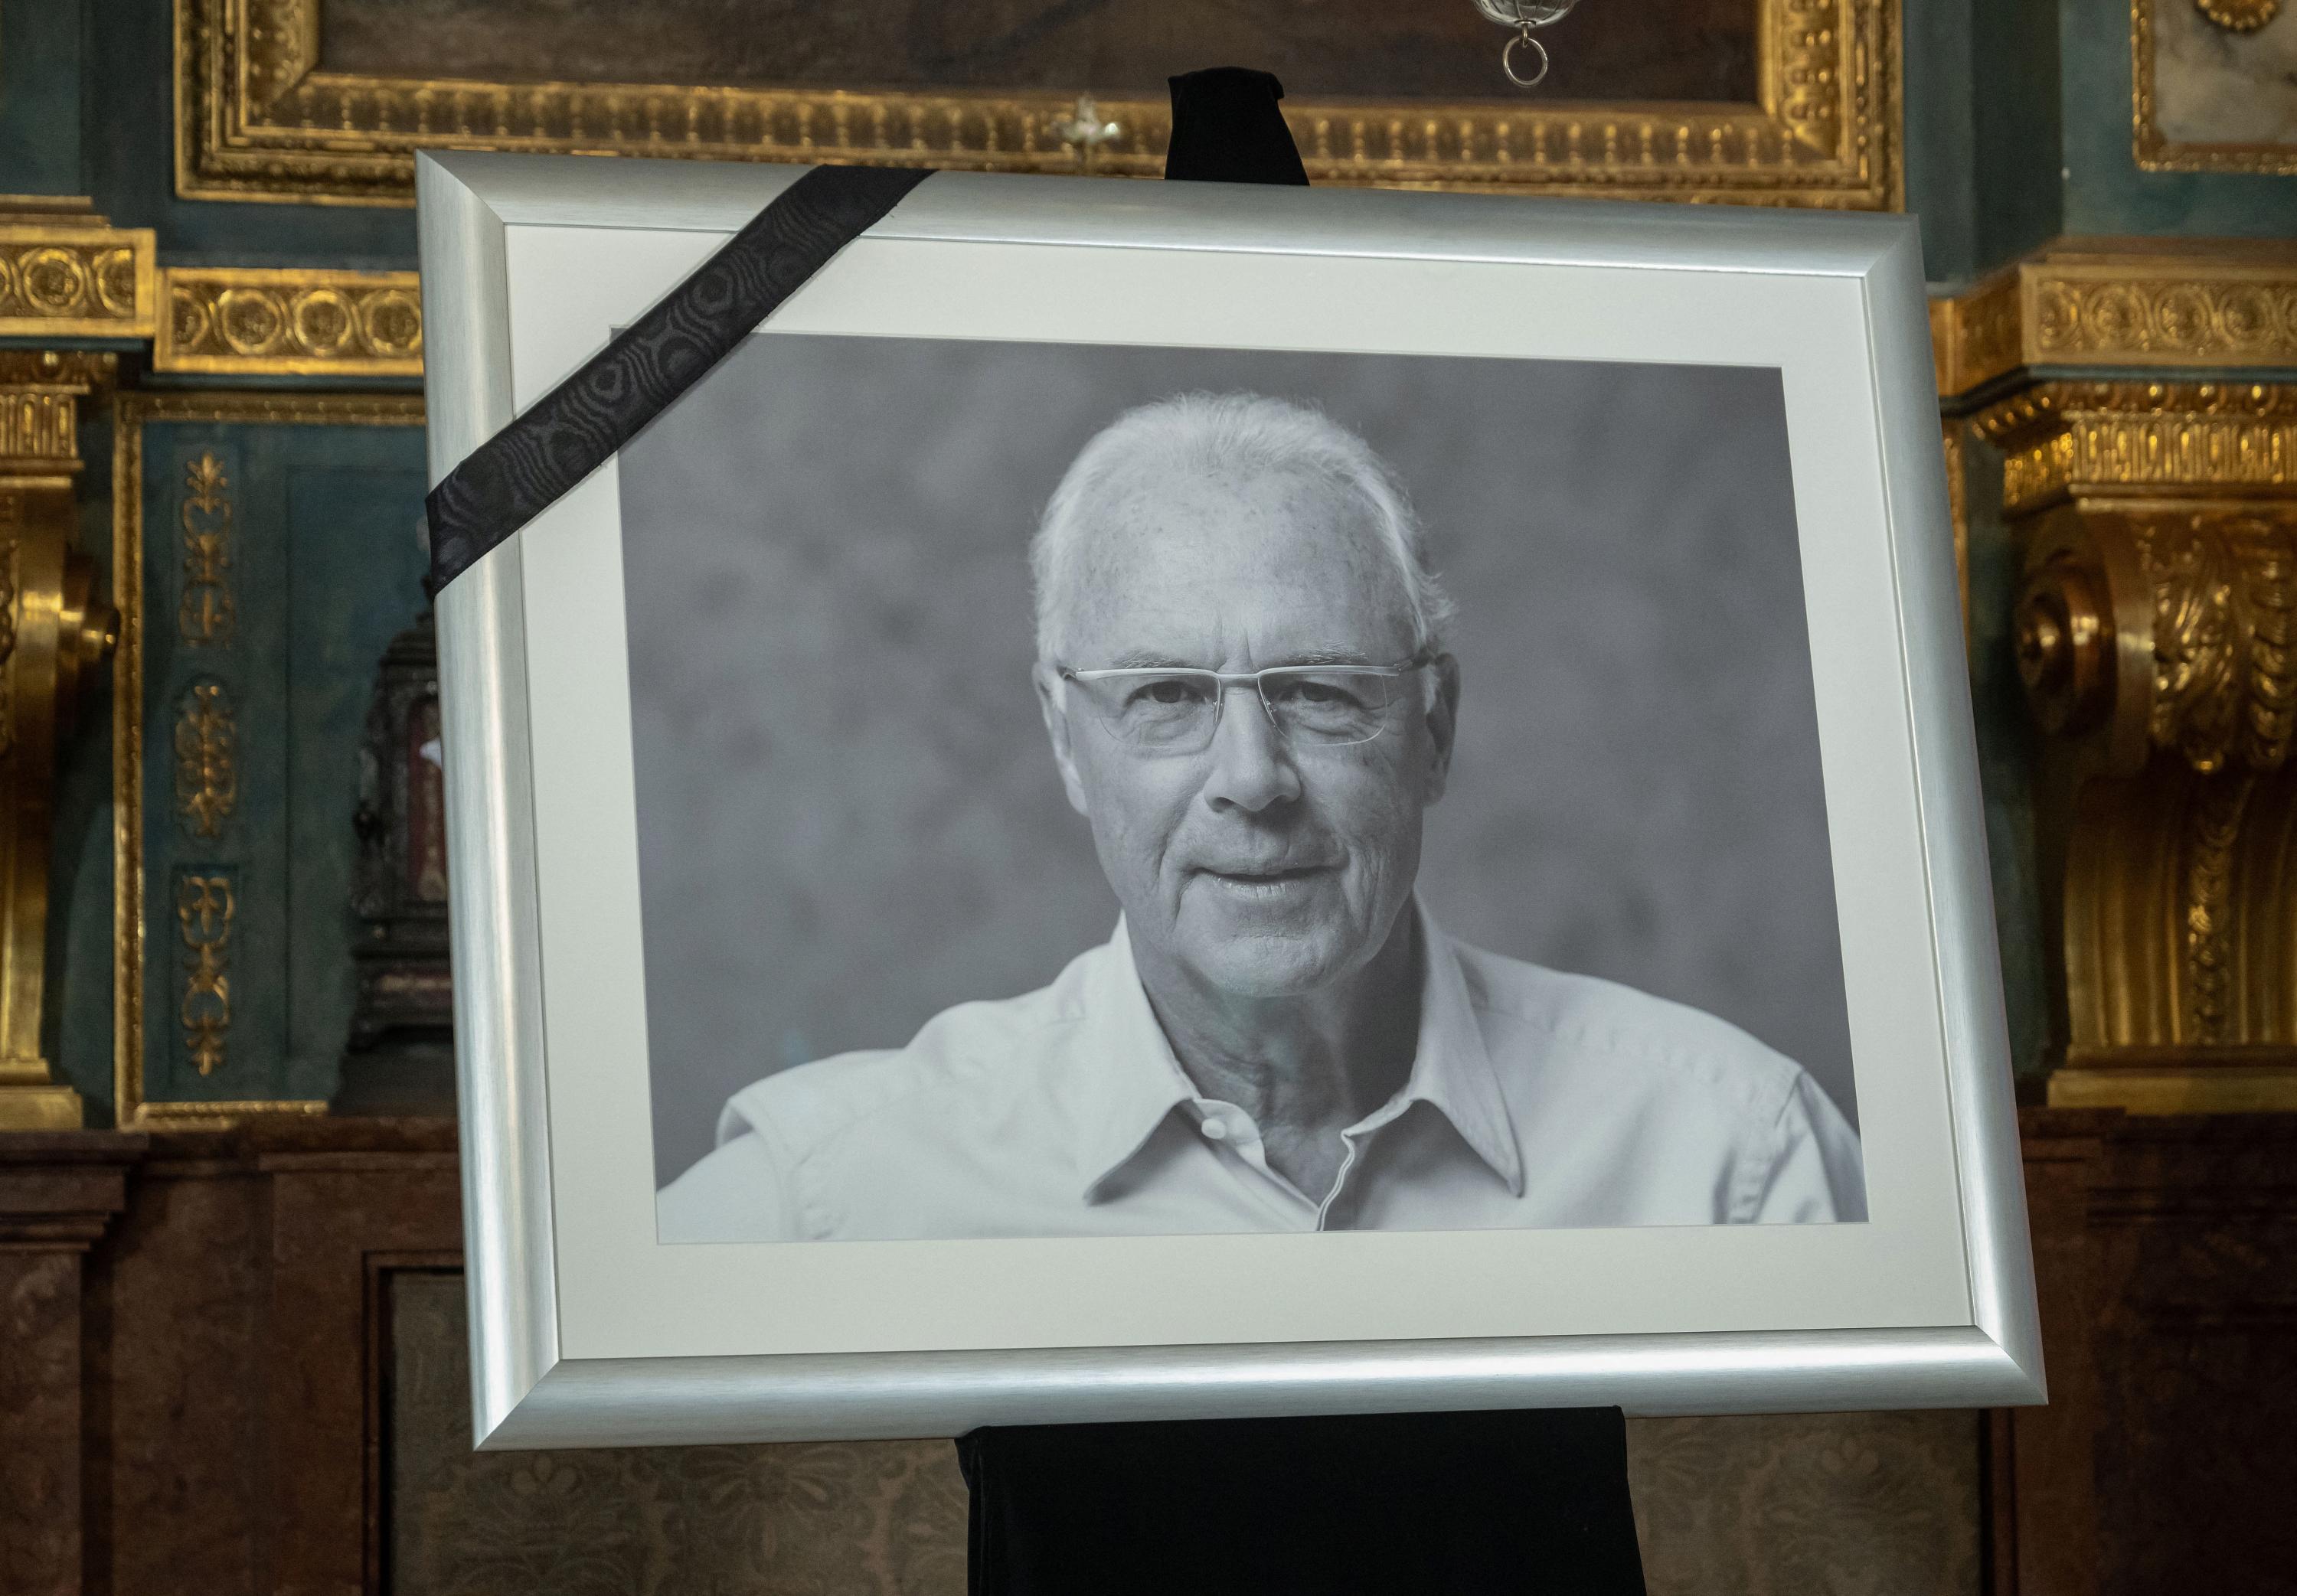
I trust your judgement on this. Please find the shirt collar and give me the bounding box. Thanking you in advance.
[1073,899,1524,1202]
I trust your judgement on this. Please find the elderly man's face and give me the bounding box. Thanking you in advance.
[1036,466,1459,999]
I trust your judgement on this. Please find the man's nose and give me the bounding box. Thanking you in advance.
[1202,681,1302,814]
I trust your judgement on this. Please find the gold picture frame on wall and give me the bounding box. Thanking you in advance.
[176,0,1900,210]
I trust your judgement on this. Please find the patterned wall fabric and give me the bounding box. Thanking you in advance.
[387,1274,1979,1595]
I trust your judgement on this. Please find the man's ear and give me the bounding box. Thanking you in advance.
[1032,663,1093,818]
[1420,651,1462,805]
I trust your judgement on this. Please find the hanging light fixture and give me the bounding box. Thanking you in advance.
[1473,0,1581,88]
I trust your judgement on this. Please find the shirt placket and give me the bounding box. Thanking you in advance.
[1191,1098,1413,1231]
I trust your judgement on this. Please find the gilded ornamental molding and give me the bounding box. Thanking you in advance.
[157,268,423,377]
[1931,242,2297,397]
[0,201,158,341]
[1972,381,2295,516]
[176,0,1901,209]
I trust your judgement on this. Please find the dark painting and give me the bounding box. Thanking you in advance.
[320,0,1760,105]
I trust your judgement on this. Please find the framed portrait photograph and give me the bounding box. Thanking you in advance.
[418,151,2041,1446]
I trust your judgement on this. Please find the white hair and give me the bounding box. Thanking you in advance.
[1028,392,1457,662]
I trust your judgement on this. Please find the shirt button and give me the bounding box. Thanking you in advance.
[1200,1118,1228,1141]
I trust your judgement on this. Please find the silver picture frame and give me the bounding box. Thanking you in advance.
[418,149,2041,1447]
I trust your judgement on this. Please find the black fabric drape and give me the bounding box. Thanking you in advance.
[1164,67,1311,185]
[959,1407,1648,1595]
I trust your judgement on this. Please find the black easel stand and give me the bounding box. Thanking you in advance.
[956,70,1648,1596]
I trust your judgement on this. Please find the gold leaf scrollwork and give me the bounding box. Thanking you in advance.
[2139,520,2243,772]
[2181,773,2253,1043]
[2133,514,2297,775]
[177,873,233,1077]
[178,452,235,648]
[174,683,237,840]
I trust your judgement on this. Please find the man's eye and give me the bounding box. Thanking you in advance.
[1273,676,1366,709]
[1131,677,1207,707]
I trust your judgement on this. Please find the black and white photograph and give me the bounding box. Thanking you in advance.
[423,156,2035,1438]
[629,335,1868,1245]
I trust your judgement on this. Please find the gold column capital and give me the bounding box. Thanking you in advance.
[1986,357,2297,1115]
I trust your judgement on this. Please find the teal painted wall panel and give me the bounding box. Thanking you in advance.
[284,467,433,1075]
[1905,0,2067,282]
[2060,0,2297,240]
[131,423,427,1109]
[0,0,85,194]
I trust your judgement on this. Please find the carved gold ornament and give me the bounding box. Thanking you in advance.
[158,268,423,377]
[174,683,238,840]
[175,0,1899,209]
[178,452,237,648]
[176,873,234,1077]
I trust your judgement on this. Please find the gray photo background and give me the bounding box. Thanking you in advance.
[622,337,1854,1189]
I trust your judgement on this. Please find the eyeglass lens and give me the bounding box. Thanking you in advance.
[1069,668,1407,751]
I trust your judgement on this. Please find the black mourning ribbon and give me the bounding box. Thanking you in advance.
[423,163,933,595]
[423,71,1315,595]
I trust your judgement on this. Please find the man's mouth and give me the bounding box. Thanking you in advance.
[1197,863,1335,886]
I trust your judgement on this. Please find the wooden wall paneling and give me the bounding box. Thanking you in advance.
[0,1132,137,1596]
[264,1137,460,1596]
[11,1111,2293,1593]
[1988,1109,2109,1596]
[87,1121,459,1596]
[2087,1116,2297,1596]
[100,1137,271,1596]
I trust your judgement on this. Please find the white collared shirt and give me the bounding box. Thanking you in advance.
[657,906,1865,1242]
